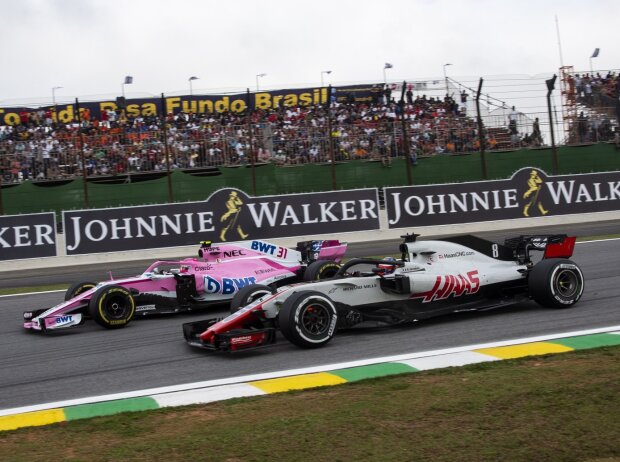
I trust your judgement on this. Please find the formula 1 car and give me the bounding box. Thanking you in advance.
[183,232,584,352]
[23,239,346,332]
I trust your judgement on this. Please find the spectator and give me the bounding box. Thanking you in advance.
[577,112,589,143]
[508,106,518,134]
[531,118,543,146]
[406,86,413,104]
[383,85,392,105]
[460,90,468,113]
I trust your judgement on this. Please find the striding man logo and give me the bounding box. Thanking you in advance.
[522,169,549,217]
[219,190,249,241]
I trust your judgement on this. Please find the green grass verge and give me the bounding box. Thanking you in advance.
[1,346,619,461]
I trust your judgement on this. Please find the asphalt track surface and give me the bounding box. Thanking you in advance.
[1,219,619,289]
[0,222,619,411]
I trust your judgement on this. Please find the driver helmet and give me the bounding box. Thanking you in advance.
[377,256,397,274]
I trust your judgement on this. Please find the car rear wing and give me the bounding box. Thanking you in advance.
[296,240,347,263]
[503,234,576,262]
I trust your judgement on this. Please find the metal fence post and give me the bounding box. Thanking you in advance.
[0,156,4,214]
[400,81,413,185]
[75,98,90,208]
[160,93,174,202]
[475,78,488,180]
[327,85,337,189]
[246,89,257,196]
[546,75,559,175]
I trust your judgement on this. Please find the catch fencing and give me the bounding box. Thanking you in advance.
[1,72,619,214]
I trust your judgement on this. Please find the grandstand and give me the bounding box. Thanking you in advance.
[560,67,620,144]
[0,71,618,186]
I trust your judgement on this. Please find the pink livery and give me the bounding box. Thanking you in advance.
[23,239,346,332]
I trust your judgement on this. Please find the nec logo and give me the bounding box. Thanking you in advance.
[223,250,246,258]
[412,270,480,303]
[56,315,73,324]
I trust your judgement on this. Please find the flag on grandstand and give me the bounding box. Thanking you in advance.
[384,63,393,69]
[124,75,133,85]
[591,48,600,58]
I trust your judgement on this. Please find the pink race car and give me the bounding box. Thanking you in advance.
[23,239,346,332]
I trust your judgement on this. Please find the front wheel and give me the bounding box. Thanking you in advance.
[279,291,338,348]
[529,258,584,308]
[88,285,135,329]
[303,260,340,282]
[229,284,273,314]
[65,281,97,301]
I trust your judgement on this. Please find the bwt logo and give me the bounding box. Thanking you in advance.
[204,276,257,295]
[250,241,288,258]
[251,240,277,254]
[56,315,73,324]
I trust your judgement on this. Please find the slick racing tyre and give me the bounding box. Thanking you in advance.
[88,285,135,329]
[303,260,340,282]
[279,291,337,348]
[65,281,97,301]
[230,284,273,314]
[529,258,584,308]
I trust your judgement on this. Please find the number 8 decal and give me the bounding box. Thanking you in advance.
[492,244,499,258]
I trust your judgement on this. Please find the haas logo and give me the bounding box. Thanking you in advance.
[412,270,480,303]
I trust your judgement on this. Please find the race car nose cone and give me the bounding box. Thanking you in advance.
[200,329,215,344]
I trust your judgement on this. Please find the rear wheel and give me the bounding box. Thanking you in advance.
[279,291,337,348]
[88,285,135,329]
[65,281,97,301]
[303,260,340,282]
[529,258,584,308]
[230,284,273,314]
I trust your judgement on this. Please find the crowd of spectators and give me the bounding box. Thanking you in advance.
[565,71,620,143]
[2,76,615,183]
[0,93,477,183]
[566,71,620,107]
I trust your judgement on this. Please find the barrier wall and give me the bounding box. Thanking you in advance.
[1,143,619,216]
[1,166,619,271]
